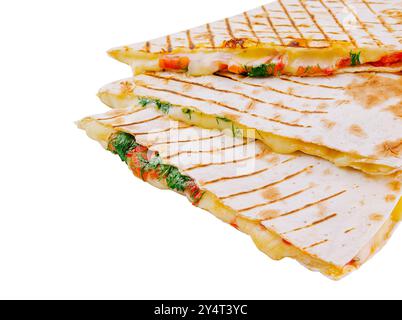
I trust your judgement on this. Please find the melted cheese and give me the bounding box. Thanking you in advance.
[111,45,397,76]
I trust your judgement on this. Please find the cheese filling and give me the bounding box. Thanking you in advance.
[119,46,402,77]
[79,118,402,280]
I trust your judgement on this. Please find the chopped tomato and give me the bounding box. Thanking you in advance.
[186,181,203,205]
[228,64,246,74]
[296,66,307,76]
[310,65,322,74]
[230,222,239,230]
[274,60,285,75]
[338,57,351,68]
[282,239,292,246]
[146,170,159,180]
[219,63,228,71]
[346,259,359,267]
[297,65,333,76]
[159,56,190,70]
[127,146,148,179]
[323,67,334,76]
[371,52,402,67]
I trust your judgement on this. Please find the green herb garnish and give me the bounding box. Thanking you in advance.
[138,97,171,114]
[216,116,231,125]
[156,164,191,192]
[109,132,138,163]
[182,108,193,120]
[155,100,171,114]
[350,51,361,66]
[138,97,152,107]
[231,123,241,138]
[246,63,276,77]
[137,153,191,192]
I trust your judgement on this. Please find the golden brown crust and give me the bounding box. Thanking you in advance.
[345,75,402,109]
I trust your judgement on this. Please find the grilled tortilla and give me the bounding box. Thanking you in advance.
[78,106,402,280]
[98,72,402,175]
[109,0,402,77]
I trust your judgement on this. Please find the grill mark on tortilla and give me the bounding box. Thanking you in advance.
[339,0,383,47]
[302,239,329,250]
[201,167,270,186]
[267,190,347,220]
[318,0,358,47]
[361,0,394,32]
[186,30,195,49]
[144,41,151,53]
[219,166,312,200]
[225,18,235,38]
[243,11,260,42]
[261,5,285,45]
[151,132,225,147]
[164,140,248,160]
[279,77,344,90]
[202,157,296,187]
[135,82,312,128]
[277,0,307,45]
[147,73,327,114]
[382,8,402,24]
[184,151,265,172]
[238,186,311,213]
[95,108,143,121]
[344,228,355,234]
[283,213,338,235]
[206,23,216,48]
[127,125,192,136]
[166,35,173,52]
[216,73,335,101]
[298,0,330,40]
[112,115,163,127]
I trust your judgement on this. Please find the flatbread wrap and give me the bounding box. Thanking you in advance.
[98,72,402,175]
[109,0,402,77]
[78,106,402,279]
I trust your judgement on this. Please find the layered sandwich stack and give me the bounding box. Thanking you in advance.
[78,0,402,279]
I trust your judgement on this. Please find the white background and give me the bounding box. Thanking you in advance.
[0,0,401,300]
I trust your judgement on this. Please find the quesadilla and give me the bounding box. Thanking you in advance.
[109,0,402,77]
[97,72,402,175]
[78,106,402,280]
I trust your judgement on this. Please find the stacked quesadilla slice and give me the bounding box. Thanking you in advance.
[78,106,402,279]
[109,0,402,77]
[98,72,402,175]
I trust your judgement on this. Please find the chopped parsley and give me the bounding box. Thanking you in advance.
[138,97,152,107]
[137,96,171,114]
[216,116,231,125]
[155,100,171,114]
[246,63,276,77]
[182,108,193,120]
[137,153,192,192]
[109,132,138,163]
[350,51,361,66]
[232,123,242,138]
[160,165,192,192]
